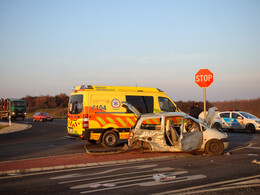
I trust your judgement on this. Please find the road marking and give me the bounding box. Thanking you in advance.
[52,164,206,194]
[179,184,260,195]
[58,167,174,184]
[51,164,157,180]
[152,174,260,195]
[249,146,260,150]
[139,174,206,187]
[71,171,188,189]
[79,174,206,194]
[226,178,260,186]
[228,142,253,152]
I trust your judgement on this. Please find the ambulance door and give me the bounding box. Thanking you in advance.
[89,93,127,143]
[68,94,84,135]
[89,93,128,129]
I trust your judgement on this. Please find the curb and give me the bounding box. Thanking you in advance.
[0,122,31,135]
[0,155,175,176]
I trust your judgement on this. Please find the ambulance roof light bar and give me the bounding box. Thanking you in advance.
[80,85,93,89]
[72,85,93,90]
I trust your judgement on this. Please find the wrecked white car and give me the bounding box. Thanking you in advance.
[123,102,229,155]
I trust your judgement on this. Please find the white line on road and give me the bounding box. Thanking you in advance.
[51,164,157,180]
[71,171,188,189]
[80,174,206,194]
[152,174,260,195]
[59,167,174,184]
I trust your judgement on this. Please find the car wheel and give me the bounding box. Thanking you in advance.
[205,139,224,155]
[102,131,118,148]
[33,118,36,122]
[213,122,222,130]
[247,124,255,134]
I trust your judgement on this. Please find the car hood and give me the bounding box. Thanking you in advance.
[199,107,218,127]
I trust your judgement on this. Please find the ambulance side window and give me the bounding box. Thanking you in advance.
[126,96,154,114]
[69,95,83,114]
[158,97,176,112]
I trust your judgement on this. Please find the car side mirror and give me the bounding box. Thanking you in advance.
[237,116,243,119]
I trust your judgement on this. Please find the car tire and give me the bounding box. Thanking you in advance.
[213,122,222,130]
[247,124,255,134]
[205,139,224,155]
[102,130,118,148]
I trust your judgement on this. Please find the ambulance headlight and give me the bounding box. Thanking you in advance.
[256,121,260,125]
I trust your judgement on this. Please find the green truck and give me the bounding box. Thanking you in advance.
[0,99,27,120]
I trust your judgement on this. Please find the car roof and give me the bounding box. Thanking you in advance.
[140,112,187,119]
[220,111,245,113]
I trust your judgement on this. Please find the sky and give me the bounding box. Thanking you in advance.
[0,0,259,102]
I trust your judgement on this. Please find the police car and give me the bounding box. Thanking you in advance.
[212,109,260,133]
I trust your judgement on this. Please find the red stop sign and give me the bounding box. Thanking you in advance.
[195,69,214,88]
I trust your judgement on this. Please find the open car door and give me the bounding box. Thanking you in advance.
[180,117,203,152]
[121,101,141,118]
[199,107,218,128]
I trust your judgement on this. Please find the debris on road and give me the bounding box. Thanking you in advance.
[225,152,231,155]
[84,144,129,155]
[252,159,260,164]
[153,172,177,181]
[89,183,116,188]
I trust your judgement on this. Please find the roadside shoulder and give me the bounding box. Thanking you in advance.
[0,122,31,135]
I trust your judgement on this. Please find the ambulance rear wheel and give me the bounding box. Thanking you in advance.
[102,131,118,148]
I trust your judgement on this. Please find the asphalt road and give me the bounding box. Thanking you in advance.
[0,119,260,194]
[0,119,85,161]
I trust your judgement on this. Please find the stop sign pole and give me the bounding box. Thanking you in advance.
[195,69,214,119]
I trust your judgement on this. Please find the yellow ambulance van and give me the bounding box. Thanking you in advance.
[67,85,178,147]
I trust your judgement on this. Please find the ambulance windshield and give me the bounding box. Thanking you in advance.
[69,95,83,114]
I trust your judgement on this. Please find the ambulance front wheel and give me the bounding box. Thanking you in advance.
[102,131,118,148]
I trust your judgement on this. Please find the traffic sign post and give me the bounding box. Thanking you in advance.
[195,69,214,119]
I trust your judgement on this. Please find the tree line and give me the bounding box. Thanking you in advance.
[22,93,69,109]
[176,98,260,117]
[22,94,260,117]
